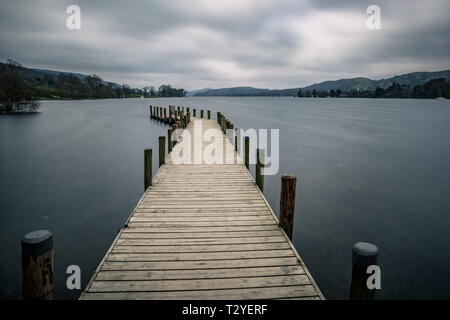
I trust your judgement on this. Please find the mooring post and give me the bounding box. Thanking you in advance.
[207,110,211,119]
[159,136,165,167]
[168,129,173,153]
[21,230,54,300]
[144,149,152,190]
[150,105,152,118]
[236,128,241,156]
[201,110,204,118]
[193,109,196,117]
[256,149,265,192]
[177,106,180,115]
[164,108,167,121]
[187,107,190,114]
[279,174,297,240]
[244,136,250,169]
[217,112,221,123]
[172,124,178,146]
[187,112,190,125]
[350,242,379,300]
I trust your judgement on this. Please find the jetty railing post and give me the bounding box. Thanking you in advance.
[193,109,196,117]
[201,110,204,118]
[144,149,152,190]
[236,128,241,156]
[279,174,297,240]
[207,110,211,119]
[168,129,173,153]
[217,112,221,124]
[244,136,250,169]
[256,149,264,192]
[350,242,379,300]
[21,230,54,300]
[159,136,165,167]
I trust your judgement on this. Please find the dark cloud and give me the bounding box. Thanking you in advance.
[0,0,448,90]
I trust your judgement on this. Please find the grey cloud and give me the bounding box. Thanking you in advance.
[0,0,449,90]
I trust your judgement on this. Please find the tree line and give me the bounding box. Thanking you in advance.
[297,78,450,99]
[1,59,186,113]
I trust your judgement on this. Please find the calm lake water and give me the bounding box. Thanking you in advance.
[1,97,449,299]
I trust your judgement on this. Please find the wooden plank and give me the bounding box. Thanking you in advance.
[82,285,318,300]
[112,242,290,253]
[95,265,305,281]
[88,275,311,292]
[107,249,295,261]
[100,257,301,270]
[116,236,286,245]
[119,230,283,239]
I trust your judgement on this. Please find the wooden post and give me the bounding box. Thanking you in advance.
[236,128,241,156]
[150,105,153,118]
[144,149,152,190]
[207,110,211,119]
[172,124,178,146]
[256,149,264,192]
[350,242,379,300]
[187,112,190,125]
[164,108,167,121]
[159,136,165,167]
[168,129,173,153]
[187,107,190,114]
[217,112,221,123]
[193,109,196,117]
[177,106,180,115]
[201,110,204,118]
[279,174,296,240]
[244,136,249,169]
[21,230,54,299]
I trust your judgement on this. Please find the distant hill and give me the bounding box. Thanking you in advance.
[194,70,450,96]
[0,62,121,88]
[185,88,212,97]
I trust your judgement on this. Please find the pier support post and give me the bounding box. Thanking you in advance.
[159,136,165,167]
[164,108,167,121]
[144,149,152,190]
[217,112,221,123]
[193,109,196,117]
[256,149,264,192]
[279,174,296,240]
[244,136,250,169]
[21,230,54,300]
[201,110,204,118]
[207,110,211,119]
[168,129,173,153]
[150,105,152,118]
[349,242,379,300]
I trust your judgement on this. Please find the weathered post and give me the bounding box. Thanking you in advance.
[164,108,167,121]
[21,230,54,300]
[201,110,204,118]
[187,107,190,114]
[279,174,297,240]
[159,136,165,167]
[236,128,241,156]
[187,112,191,125]
[177,106,180,115]
[244,136,250,169]
[168,129,173,153]
[349,242,379,300]
[144,149,152,190]
[217,112,221,124]
[150,105,153,118]
[193,109,196,117]
[207,110,211,119]
[256,149,264,192]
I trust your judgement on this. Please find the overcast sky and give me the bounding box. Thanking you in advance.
[0,0,449,90]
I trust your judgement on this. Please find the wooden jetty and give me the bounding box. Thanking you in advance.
[80,108,324,300]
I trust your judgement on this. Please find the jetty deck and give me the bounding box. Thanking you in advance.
[81,116,323,300]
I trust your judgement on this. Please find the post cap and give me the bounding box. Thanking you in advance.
[21,230,53,257]
[352,242,378,267]
[282,173,296,180]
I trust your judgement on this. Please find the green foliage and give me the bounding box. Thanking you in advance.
[0,60,39,113]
